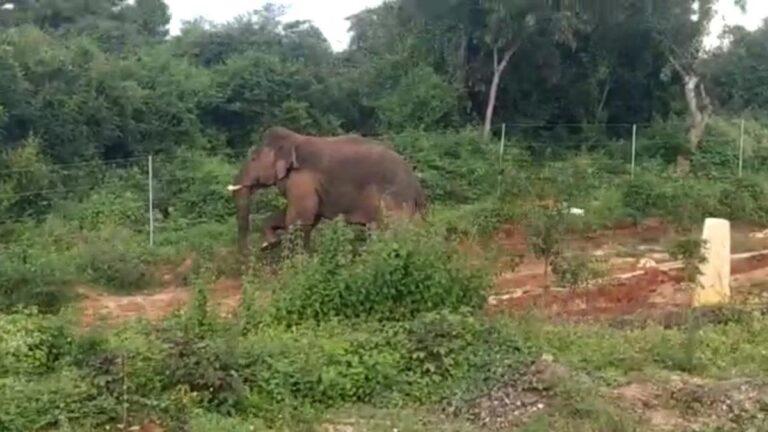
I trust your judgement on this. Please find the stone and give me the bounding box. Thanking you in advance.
[693,218,731,307]
[638,258,658,269]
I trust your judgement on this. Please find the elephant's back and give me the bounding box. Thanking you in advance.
[306,137,425,208]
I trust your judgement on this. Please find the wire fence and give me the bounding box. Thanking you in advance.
[1,120,766,247]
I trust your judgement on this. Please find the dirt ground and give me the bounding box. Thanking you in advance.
[488,219,768,322]
[76,218,768,328]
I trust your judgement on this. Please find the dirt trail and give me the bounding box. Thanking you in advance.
[78,277,243,328]
[76,219,768,328]
[488,221,768,321]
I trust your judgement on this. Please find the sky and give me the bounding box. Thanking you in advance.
[166,0,768,52]
[165,0,385,51]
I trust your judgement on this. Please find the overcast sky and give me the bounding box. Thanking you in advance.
[165,0,768,52]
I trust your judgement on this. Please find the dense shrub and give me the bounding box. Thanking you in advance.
[0,368,113,432]
[375,65,460,132]
[717,175,768,224]
[402,311,533,403]
[77,226,151,293]
[270,220,489,324]
[0,309,70,377]
[0,234,76,313]
[154,151,239,223]
[390,129,504,204]
[62,187,146,231]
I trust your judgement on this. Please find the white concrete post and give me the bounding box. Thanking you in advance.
[693,218,731,307]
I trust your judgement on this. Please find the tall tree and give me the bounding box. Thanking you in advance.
[648,0,747,173]
[404,0,597,139]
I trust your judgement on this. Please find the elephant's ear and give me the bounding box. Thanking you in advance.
[275,143,299,180]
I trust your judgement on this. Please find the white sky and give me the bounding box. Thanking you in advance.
[166,0,768,52]
[165,0,386,51]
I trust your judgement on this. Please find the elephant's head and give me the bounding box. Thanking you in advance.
[228,127,300,254]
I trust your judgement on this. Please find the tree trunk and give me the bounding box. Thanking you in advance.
[596,74,612,121]
[483,42,521,140]
[673,66,712,175]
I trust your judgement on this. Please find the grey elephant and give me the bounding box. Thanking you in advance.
[228,127,427,254]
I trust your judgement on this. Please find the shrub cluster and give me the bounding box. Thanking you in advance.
[269,219,489,324]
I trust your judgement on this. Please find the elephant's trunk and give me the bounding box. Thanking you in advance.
[233,187,252,255]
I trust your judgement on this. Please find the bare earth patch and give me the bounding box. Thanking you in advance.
[612,376,768,431]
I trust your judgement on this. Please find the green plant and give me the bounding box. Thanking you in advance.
[526,207,566,285]
[0,368,114,432]
[403,312,533,404]
[270,219,489,324]
[0,309,70,377]
[668,236,708,285]
[77,226,151,293]
[0,241,76,313]
[552,252,608,291]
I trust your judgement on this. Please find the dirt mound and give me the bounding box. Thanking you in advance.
[489,267,687,321]
[78,278,243,328]
[458,356,571,430]
[613,376,768,431]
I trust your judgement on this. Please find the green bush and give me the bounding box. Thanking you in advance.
[0,368,114,432]
[61,186,145,231]
[428,198,521,239]
[717,175,768,224]
[154,150,239,223]
[402,312,533,403]
[189,411,266,432]
[621,172,668,222]
[376,65,460,132]
[270,219,489,324]
[0,309,70,377]
[0,136,56,219]
[390,129,505,204]
[0,235,76,313]
[235,315,532,423]
[236,323,404,420]
[552,252,608,291]
[77,226,151,293]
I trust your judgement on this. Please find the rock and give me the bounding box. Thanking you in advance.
[749,229,768,239]
[638,258,658,269]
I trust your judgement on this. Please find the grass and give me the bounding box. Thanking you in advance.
[3,132,768,430]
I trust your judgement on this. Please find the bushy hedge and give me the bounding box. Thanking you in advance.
[269,219,489,324]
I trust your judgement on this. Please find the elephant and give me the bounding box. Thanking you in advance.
[228,127,428,254]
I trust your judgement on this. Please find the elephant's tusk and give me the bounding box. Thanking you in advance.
[227,185,243,192]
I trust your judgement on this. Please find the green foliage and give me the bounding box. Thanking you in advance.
[270,220,488,324]
[526,207,566,281]
[390,129,506,203]
[0,135,55,217]
[188,412,265,432]
[0,368,112,432]
[403,312,532,403]
[552,252,608,291]
[668,237,708,285]
[64,187,145,231]
[376,65,459,132]
[0,230,76,313]
[154,151,237,223]
[0,309,69,377]
[77,226,151,293]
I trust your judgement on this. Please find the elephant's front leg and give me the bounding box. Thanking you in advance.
[260,209,286,250]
